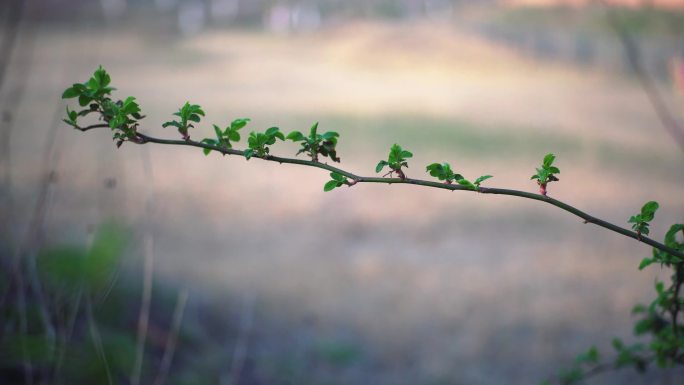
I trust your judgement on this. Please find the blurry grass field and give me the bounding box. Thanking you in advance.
[4,10,684,385]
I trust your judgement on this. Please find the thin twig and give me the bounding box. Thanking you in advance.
[152,289,189,385]
[671,266,682,351]
[112,131,684,260]
[223,292,256,385]
[53,289,82,384]
[16,265,33,385]
[599,1,684,153]
[130,234,154,385]
[86,297,113,385]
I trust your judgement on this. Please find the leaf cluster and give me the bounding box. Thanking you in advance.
[323,172,350,192]
[62,65,115,108]
[201,118,249,155]
[162,102,205,140]
[425,162,492,190]
[547,216,684,385]
[531,153,560,194]
[628,201,659,237]
[639,224,684,269]
[62,66,144,146]
[376,144,412,179]
[286,122,340,162]
[244,127,285,159]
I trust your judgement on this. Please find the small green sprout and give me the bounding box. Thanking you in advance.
[376,144,412,180]
[243,127,285,160]
[163,102,205,140]
[323,172,350,192]
[426,162,492,190]
[426,163,462,184]
[456,175,493,191]
[201,118,249,155]
[286,122,340,162]
[628,201,659,238]
[62,66,143,147]
[531,153,560,196]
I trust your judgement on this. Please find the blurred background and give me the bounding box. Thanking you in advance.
[1,0,684,384]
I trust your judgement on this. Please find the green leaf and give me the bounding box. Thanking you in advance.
[228,131,240,142]
[321,131,339,140]
[640,201,659,221]
[200,138,218,155]
[388,144,402,163]
[87,76,100,91]
[633,318,653,335]
[543,153,555,167]
[631,304,647,315]
[162,121,182,129]
[309,122,319,137]
[62,86,80,99]
[121,96,140,114]
[612,338,624,351]
[231,118,250,130]
[474,175,493,186]
[78,94,92,107]
[400,150,413,159]
[457,178,476,189]
[330,172,346,182]
[664,224,684,250]
[213,124,222,139]
[575,346,600,364]
[655,281,665,294]
[638,257,653,270]
[286,131,306,142]
[66,106,77,122]
[324,180,340,192]
[243,148,254,160]
[376,160,388,173]
[265,126,280,137]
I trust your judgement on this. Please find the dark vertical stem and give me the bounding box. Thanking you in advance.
[0,0,24,92]
[152,289,189,385]
[672,265,682,351]
[602,2,684,153]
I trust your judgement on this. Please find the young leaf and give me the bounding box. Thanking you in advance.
[213,124,222,139]
[231,118,249,130]
[330,172,346,182]
[474,175,493,186]
[324,180,341,192]
[376,160,388,173]
[664,224,684,250]
[638,258,653,270]
[640,201,659,221]
[286,131,306,142]
[456,178,476,189]
[62,86,80,99]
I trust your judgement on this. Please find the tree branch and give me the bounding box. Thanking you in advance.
[121,131,684,259]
